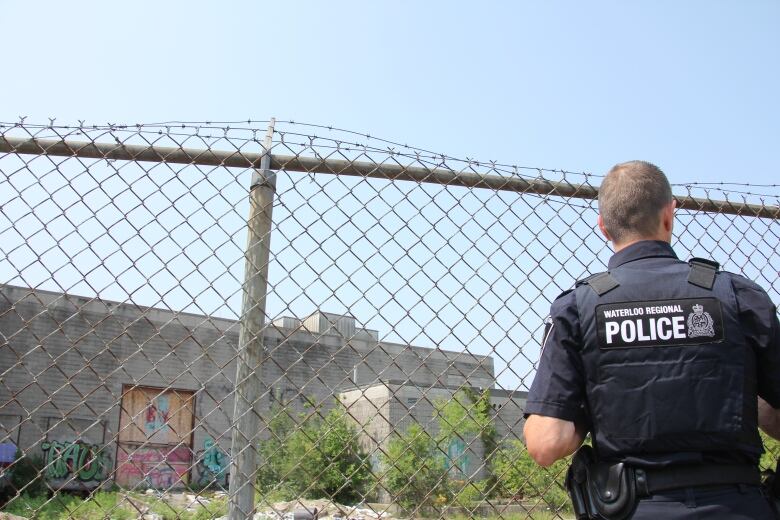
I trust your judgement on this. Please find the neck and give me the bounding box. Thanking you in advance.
[612,237,670,253]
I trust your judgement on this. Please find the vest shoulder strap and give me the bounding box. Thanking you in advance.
[688,257,719,290]
[576,272,620,296]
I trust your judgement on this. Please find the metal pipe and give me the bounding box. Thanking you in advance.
[1,135,776,219]
[227,119,276,520]
[269,155,779,219]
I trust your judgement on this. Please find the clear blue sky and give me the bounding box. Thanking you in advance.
[2,1,778,184]
[2,1,779,391]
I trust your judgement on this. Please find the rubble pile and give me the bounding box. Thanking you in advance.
[218,498,394,520]
[122,490,222,520]
[0,492,396,520]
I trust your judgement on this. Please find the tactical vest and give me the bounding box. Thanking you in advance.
[575,257,763,464]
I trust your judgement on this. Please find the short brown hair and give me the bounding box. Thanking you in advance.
[598,160,672,243]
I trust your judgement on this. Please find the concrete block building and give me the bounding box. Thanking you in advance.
[340,383,527,489]
[0,283,526,492]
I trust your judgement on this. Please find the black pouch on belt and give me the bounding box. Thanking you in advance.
[763,458,780,517]
[565,445,638,520]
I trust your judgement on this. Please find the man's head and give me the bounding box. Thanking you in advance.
[597,160,675,249]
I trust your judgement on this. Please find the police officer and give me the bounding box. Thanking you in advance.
[523,160,780,518]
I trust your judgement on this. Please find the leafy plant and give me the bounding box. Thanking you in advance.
[284,407,372,503]
[380,423,449,509]
[257,403,372,504]
[257,403,297,493]
[761,431,780,472]
[492,439,570,512]
[451,478,491,507]
[8,451,47,497]
[434,388,498,497]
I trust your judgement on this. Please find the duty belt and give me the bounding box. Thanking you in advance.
[634,464,761,496]
[566,446,764,520]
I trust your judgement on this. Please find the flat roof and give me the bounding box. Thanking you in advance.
[340,379,528,399]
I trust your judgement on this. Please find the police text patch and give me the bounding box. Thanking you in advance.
[596,298,724,349]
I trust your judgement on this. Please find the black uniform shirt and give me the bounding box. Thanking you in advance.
[525,240,780,446]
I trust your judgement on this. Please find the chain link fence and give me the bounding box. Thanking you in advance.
[0,119,778,519]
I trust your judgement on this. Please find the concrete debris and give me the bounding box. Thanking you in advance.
[253,499,391,520]
[0,513,29,520]
[215,499,392,520]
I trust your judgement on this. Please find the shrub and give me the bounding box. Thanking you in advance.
[434,389,498,495]
[8,451,47,497]
[257,404,296,493]
[380,423,449,509]
[257,404,372,504]
[451,479,491,507]
[2,493,51,518]
[492,440,570,512]
[284,407,372,503]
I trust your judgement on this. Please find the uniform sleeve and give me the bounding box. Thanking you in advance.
[732,275,780,408]
[524,289,588,422]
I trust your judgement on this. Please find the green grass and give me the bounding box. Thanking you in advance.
[3,492,568,520]
[2,491,134,520]
[1,491,228,520]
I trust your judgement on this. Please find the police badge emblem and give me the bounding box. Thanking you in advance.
[687,304,715,338]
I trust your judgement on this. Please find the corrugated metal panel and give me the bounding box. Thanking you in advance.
[301,313,321,334]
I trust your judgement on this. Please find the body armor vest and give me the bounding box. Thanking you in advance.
[575,256,763,464]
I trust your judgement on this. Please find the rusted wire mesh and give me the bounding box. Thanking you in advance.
[0,120,778,519]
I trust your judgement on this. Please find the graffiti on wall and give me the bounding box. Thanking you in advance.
[0,442,16,465]
[145,395,172,436]
[115,446,190,489]
[40,440,108,483]
[446,438,471,477]
[196,437,228,487]
[0,442,17,487]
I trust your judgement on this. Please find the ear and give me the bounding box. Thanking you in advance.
[598,214,612,242]
[662,200,676,232]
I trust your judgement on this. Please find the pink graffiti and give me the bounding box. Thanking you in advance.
[116,446,191,489]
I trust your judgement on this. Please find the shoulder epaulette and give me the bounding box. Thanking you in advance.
[576,272,620,296]
[688,257,719,290]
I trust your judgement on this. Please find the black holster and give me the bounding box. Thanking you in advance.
[565,446,638,520]
[763,458,780,518]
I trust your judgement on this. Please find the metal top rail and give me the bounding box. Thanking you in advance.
[1,135,777,219]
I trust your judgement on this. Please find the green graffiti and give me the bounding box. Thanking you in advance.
[41,440,107,482]
[446,439,471,476]
[197,438,228,487]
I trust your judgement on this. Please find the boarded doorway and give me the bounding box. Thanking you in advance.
[115,386,195,489]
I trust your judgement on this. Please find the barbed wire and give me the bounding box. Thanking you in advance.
[2,118,779,204]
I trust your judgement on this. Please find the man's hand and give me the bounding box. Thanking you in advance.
[759,397,780,440]
[523,414,586,467]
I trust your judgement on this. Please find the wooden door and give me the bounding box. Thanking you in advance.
[115,386,194,489]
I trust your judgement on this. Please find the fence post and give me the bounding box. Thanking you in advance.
[228,118,276,519]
